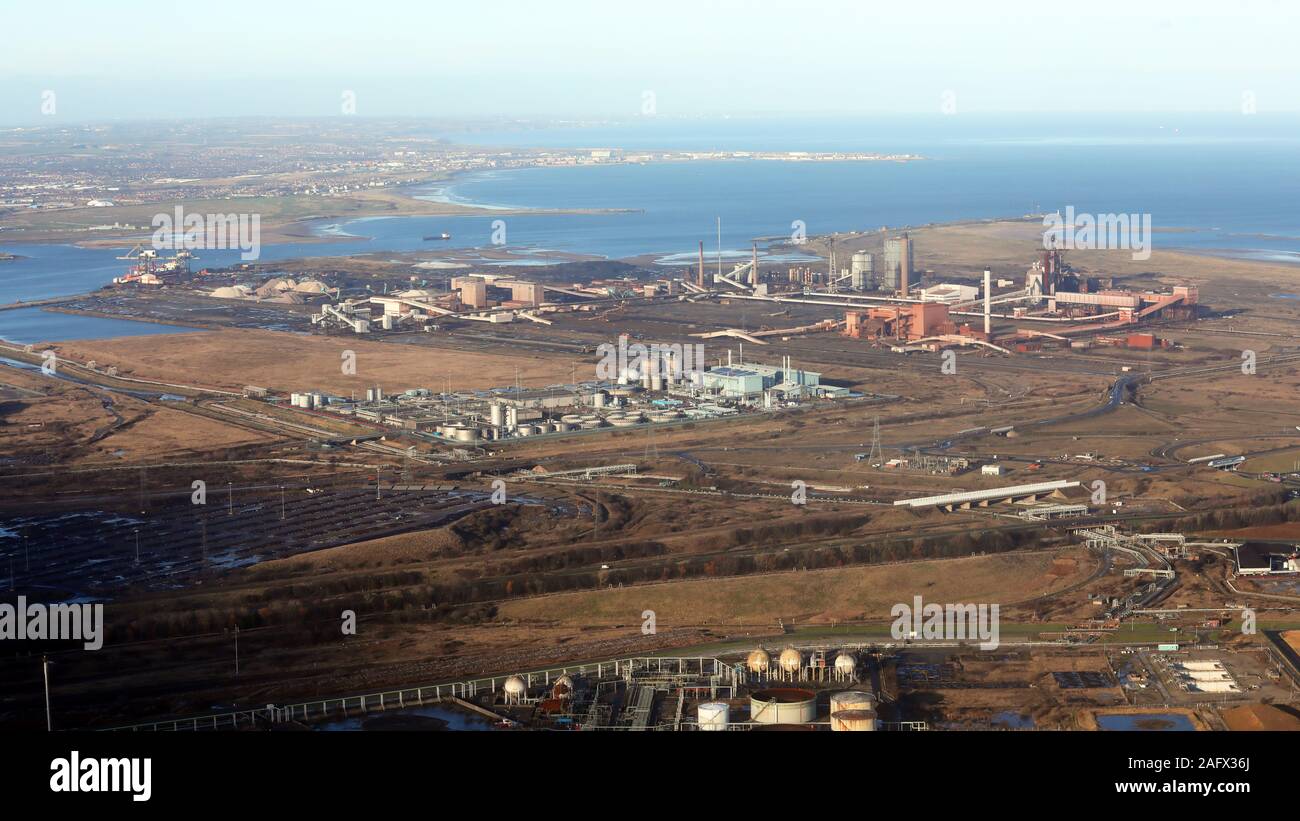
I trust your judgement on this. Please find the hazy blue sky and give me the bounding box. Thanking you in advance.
[2,0,1297,123]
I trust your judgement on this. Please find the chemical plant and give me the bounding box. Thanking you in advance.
[119,645,926,733]
[282,345,844,449]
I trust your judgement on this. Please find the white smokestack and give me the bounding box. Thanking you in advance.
[983,269,992,335]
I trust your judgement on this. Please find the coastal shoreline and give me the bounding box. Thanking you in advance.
[0,154,921,250]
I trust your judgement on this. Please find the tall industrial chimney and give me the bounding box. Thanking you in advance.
[899,233,911,297]
[698,241,706,288]
[983,269,992,335]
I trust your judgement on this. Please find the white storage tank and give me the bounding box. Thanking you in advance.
[746,648,772,674]
[503,675,527,704]
[829,691,876,714]
[697,702,730,731]
[779,647,803,675]
[834,652,858,679]
[749,688,817,725]
[830,708,878,732]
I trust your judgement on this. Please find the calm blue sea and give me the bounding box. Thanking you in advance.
[2,114,1298,340]
[0,306,198,345]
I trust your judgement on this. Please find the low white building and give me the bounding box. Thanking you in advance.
[920,283,980,304]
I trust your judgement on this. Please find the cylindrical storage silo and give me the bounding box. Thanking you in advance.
[830,708,878,732]
[490,403,504,428]
[749,688,817,725]
[697,702,729,731]
[829,691,876,714]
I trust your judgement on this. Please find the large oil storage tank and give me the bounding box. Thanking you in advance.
[749,688,817,725]
[830,708,878,732]
[697,702,730,731]
[829,691,876,714]
[746,648,772,674]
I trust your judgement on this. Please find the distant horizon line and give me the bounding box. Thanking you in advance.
[5,110,1300,129]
